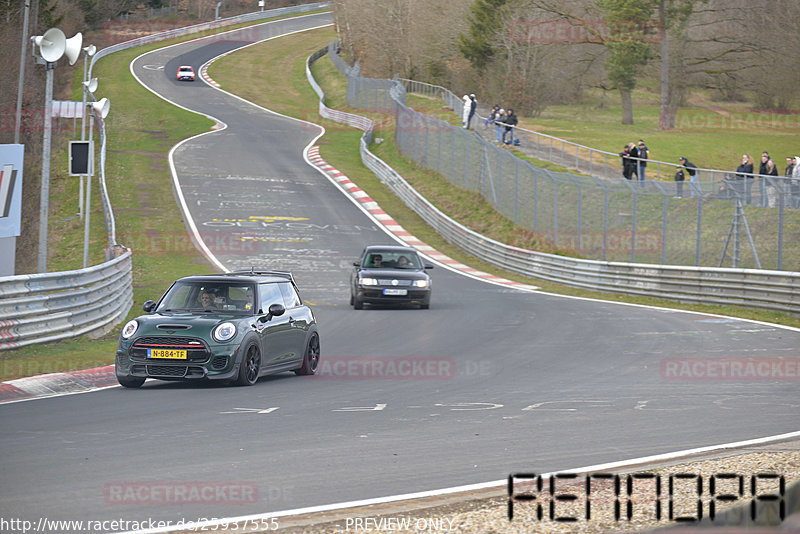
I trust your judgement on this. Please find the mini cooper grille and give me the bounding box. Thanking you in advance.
[211,356,228,370]
[146,365,187,377]
[135,336,205,347]
[131,336,209,362]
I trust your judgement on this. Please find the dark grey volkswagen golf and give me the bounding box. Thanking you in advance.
[350,245,433,309]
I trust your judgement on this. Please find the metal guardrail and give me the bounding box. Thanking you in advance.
[0,248,133,350]
[307,45,800,315]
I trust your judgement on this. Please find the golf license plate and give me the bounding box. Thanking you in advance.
[147,348,187,359]
[383,288,407,296]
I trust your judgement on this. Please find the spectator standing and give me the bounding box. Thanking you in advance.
[494,108,505,143]
[757,151,773,206]
[503,108,518,144]
[735,154,755,203]
[785,157,795,177]
[792,157,800,208]
[787,157,799,209]
[636,140,649,183]
[627,142,640,180]
[485,105,499,128]
[678,156,697,197]
[467,94,477,130]
[766,159,779,207]
[462,95,471,129]
[620,145,633,179]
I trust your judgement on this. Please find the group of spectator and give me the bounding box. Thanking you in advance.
[736,152,800,180]
[733,151,800,206]
[461,97,798,206]
[485,104,518,145]
[619,140,650,183]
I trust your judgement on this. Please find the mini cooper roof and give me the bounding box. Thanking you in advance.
[176,270,297,285]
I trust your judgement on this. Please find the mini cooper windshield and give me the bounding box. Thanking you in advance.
[157,281,256,314]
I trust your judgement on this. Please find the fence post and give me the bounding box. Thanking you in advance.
[695,195,703,266]
[514,157,519,224]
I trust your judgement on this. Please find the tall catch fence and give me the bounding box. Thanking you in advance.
[329,47,798,271]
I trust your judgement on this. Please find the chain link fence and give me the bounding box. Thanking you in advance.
[332,46,798,271]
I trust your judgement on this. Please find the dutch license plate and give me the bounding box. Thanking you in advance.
[147,348,187,359]
[383,288,407,296]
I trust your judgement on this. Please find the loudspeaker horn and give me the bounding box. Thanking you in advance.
[35,28,66,63]
[64,32,83,66]
[91,98,110,119]
[83,78,98,93]
[83,44,96,57]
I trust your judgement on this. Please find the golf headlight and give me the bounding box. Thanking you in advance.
[121,320,139,339]
[213,322,236,342]
[359,277,378,286]
[413,279,429,288]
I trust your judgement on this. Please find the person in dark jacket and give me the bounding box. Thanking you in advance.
[467,94,477,129]
[676,156,697,198]
[502,108,518,144]
[757,151,774,206]
[620,145,633,179]
[735,154,755,203]
[636,140,648,183]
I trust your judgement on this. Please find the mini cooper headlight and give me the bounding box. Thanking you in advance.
[359,277,378,286]
[413,279,430,288]
[121,320,139,339]
[213,322,236,342]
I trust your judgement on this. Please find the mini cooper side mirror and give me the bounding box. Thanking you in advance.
[143,300,157,313]
[353,261,360,267]
[260,303,286,323]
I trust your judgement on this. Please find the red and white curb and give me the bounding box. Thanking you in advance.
[200,64,220,88]
[306,146,538,291]
[0,365,118,404]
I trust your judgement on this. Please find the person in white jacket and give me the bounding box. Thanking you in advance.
[462,95,471,129]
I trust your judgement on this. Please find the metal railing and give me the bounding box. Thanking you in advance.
[307,45,800,315]
[0,248,133,350]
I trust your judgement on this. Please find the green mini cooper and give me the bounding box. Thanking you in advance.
[115,271,320,388]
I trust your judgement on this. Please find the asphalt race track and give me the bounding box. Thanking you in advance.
[1,12,798,530]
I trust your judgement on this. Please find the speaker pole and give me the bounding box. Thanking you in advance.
[38,62,55,272]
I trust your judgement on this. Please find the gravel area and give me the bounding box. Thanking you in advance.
[271,445,800,534]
